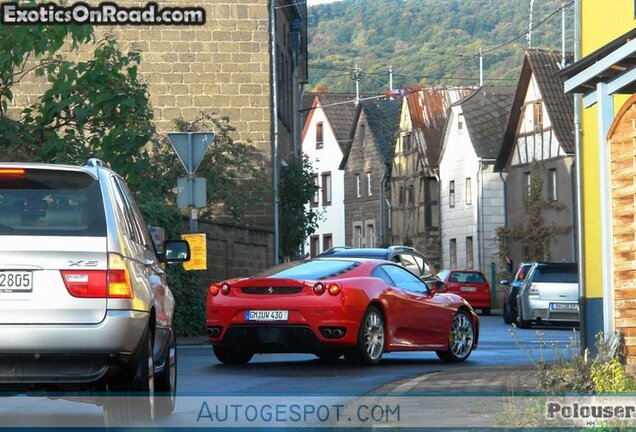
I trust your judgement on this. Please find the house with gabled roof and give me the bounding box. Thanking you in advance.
[340,98,402,249]
[390,86,475,272]
[301,93,358,257]
[494,49,576,267]
[439,86,515,277]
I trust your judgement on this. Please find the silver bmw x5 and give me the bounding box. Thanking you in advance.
[0,159,190,421]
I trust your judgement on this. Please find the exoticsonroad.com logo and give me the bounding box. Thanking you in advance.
[1,2,206,25]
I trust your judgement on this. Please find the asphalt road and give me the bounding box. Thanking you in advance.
[0,315,580,427]
[179,315,579,395]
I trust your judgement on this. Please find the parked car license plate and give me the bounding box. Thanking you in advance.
[550,302,579,311]
[460,286,477,292]
[0,271,33,292]
[245,310,288,321]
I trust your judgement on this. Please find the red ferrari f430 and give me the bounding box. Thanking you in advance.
[206,259,479,365]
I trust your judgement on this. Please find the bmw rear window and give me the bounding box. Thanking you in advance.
[0,169,106,236]
[269,260,359,280]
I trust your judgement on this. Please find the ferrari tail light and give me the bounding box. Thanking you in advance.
[313,282,326,295]
[328,283,342,296]
[209,284,220,296]
[107,253,133,299]
[221,283,231,295]
[0,168,25,176]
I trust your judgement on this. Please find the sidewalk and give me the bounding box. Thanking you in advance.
[376,365,538,395]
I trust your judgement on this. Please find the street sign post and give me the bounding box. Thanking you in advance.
[167,132,214,232]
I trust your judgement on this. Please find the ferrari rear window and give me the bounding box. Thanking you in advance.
[270,260,358,280]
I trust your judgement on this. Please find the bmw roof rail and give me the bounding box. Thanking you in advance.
[86,158,110,168]
[319,246,351,255]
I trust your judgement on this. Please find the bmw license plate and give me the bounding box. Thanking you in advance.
[0,271,33,292]
[245,310,289,321]
[460,286,477,292]
[550,303,579,311]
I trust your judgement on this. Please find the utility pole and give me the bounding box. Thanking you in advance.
[479,48,483,87]
[351,65,363,105]
[527,0,535,48]
[561,2,567,67]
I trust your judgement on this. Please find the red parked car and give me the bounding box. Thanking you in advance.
[434,269,492,315]
[206,258,479,365]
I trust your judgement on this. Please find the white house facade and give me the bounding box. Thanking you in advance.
[302,95,352,257]
[439,87,514,276]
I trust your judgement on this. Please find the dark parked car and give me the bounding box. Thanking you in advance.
[317,246,433,281]
[501,262,534,324]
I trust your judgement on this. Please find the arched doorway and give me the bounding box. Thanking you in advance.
[608,93,636,372]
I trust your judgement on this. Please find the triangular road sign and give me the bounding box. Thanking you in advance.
[167,132,215,174]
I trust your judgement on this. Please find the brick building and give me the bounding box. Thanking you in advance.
[8,0,308,271]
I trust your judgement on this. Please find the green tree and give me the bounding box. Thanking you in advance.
[279,154,321,260]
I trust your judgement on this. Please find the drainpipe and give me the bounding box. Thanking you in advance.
[573,0,587,354]
[476,162,483,272]
[270,0,280,265]
[499,172,508,227]
[380,167,388,246]
[570,159,577,261]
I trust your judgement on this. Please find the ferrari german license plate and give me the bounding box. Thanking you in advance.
[460,286,477,292]
[245,310,289,321]
[0,271,33,292]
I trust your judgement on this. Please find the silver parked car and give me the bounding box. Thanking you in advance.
[516,262,579,328]
[0,160,190,422]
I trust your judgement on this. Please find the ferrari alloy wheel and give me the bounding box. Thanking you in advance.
[345,306,384,366]
[436,310,474,363]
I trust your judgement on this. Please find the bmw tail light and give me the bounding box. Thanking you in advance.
[221,283,231,295]
[328,283,342,296]
[107,253,133,299]
[528,284,539,295]
[313,282,325,295]
[61,270,107,298]
[209,284,220,296]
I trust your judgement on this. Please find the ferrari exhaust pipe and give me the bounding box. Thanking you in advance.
[208,326,222,338]
[332,328,343,338]
[322,328,332,338]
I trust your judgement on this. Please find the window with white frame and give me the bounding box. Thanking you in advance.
[548,168,558,201]
[465,177,472,205]
[366,172,372,196]
[321,172,332,205]
[449,180,455,208]
[355,174,361,198]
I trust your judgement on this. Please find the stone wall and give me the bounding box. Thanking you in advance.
[192,218,274,285]
[6,0,286,229]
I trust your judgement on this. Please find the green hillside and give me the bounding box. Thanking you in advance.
[308,0,574,92]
